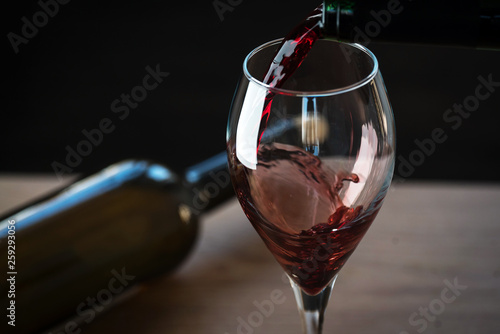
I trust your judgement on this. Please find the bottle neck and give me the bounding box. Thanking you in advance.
[323,0,500,50]
[183,151,234,214]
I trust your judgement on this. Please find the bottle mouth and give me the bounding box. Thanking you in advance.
[243,38,379,97]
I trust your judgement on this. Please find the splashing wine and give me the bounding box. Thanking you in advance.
[257,3,324,147]
[231,3,382,295]
[230,143,383,295]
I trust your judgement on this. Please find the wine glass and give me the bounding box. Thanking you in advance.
[226,39,395,334]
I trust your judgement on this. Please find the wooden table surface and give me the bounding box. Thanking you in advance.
[1,176,499,334]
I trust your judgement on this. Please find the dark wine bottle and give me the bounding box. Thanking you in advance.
[323,0,500,49]
[0,154,233,334]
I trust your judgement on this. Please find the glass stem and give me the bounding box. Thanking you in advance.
[290,275,338,334]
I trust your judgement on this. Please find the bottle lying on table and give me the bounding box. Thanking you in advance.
[0,154,233,333]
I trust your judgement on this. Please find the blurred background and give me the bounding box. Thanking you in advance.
[2,0,499,180]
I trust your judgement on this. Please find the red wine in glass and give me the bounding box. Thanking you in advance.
[228,4,395,333]
[231,143,383,295]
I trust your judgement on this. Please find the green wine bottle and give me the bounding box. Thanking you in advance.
[323,0,500,50]
[0,154,233,333]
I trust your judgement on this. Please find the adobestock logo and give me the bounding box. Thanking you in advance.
[7,0,72,54]
[47,267,135,334]
[289,234,336,282]
[224,289,286,334]
[191,169,231,214]
[394,73,499,182]
[212,0,243,22]
[51,63,169,181]
[339,0,413,63]
[400,277,467,334]
[350,0,405,46]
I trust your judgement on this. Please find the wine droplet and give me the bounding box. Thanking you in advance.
[345,173,360,183]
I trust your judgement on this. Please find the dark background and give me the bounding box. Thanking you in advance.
[2,0,499,180]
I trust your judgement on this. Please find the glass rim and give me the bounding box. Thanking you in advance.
[242,38,379,97]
